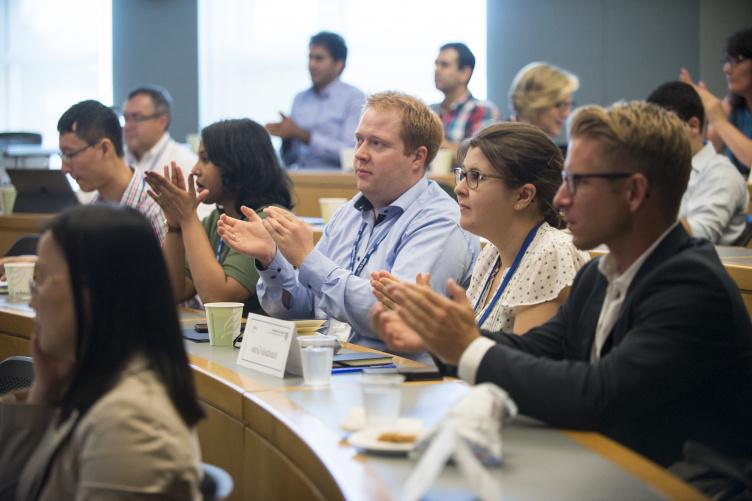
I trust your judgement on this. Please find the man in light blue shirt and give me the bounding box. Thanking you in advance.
[219,92,479,355]
[266,31,365,168]
[647,81,748,245]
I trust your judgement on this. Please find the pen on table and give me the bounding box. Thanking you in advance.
[332,364,396,375]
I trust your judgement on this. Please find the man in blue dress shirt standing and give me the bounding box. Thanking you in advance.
[266,32,365,169]
[220,92,479,358]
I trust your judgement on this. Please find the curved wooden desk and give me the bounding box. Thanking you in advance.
[0,301,705,500]
[288,170,456,218]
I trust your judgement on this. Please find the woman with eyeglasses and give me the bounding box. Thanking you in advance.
[145,119,293,315]
[372,122,589,352]
[681,28,752,178]
[508,62,579,144]
[0,205,204,499]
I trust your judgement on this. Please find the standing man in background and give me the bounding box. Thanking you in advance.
[266,31,365,168]
[431,42,499,155]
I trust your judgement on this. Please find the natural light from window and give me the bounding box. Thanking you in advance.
[0,0,112,150]
[199,0,487,130]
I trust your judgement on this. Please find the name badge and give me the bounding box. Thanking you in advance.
[236,314,302,378]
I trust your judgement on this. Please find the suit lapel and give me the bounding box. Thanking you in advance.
[601,225,690,354]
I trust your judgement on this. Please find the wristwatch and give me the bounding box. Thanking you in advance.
[164,219,182,234]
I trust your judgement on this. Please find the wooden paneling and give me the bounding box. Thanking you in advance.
[197,402,244,501]
[0,214,51,255]
[0,331,30,360]
[243,427,326,501]
[288,171,455,217]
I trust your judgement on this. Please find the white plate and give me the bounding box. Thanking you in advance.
[348,428,422,454]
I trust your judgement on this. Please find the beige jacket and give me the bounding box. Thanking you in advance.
[0,358,202,500]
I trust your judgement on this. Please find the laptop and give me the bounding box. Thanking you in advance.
[6,168,80,213]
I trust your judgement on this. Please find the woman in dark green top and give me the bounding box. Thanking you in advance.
[145,119,293,314]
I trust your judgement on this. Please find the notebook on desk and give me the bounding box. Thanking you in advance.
[6,168,80,213]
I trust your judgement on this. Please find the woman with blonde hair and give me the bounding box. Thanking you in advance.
[509,62,579,140]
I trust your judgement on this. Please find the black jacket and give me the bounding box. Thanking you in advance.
[472,225,752,466]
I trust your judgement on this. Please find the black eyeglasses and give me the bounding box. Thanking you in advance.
[453,167,505,190]
[561,171,632,195]
[123,112,165,124]
[57,142,97,162]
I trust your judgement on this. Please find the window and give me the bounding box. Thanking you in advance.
[199,0,487,129]
[0,0,112,149]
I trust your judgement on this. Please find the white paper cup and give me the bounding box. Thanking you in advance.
[429,148,454,175]
[339,147,355,171]
[0,185,17,214]
[361,373,405,428]
[298,334,337,386]
[5,262,35,302]
[204,302,243,346]
[318,198,347,224]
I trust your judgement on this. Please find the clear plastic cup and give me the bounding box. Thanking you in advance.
[298,335,338,386]
[361,372,405,428]
[204,302,243,346]
[5,262,35,302]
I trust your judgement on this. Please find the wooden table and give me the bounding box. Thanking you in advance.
[288,170,455,217]
[0,300,706,500]
[0,213,51,255]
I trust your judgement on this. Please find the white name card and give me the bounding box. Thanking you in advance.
[236,314,302,378]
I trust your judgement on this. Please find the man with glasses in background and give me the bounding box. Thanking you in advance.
[373,101,752,478]
[123,85,211,219]
[59,100,165,242]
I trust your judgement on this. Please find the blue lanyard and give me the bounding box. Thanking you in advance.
[348,220,390,276]
[215,239,224,262]
[474,222,543,328]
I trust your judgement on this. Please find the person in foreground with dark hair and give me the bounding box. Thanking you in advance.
[681,27,752,177]
[266,31,365,168]
[57,99,165,242]
[145,119,293,314]
[373,101,752,471]
[372,122,588,354]
[0,205,204,499]
[647,81,748,245]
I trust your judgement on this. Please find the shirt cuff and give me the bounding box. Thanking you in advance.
[457,336,496,384]
[297,248,340,290]
[255,249,288,277]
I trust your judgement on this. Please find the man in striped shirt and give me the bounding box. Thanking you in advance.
[58,100,165,242]
[431,42,500,155]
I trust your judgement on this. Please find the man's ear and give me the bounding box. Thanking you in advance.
[413,145,428,170]
[687,116,703,136]
[626,173,650,213]
[460,66,472,86]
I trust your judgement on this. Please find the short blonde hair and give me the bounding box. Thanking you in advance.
[509,62,579,119]
[568,101,692,217]
[366,91,444,166]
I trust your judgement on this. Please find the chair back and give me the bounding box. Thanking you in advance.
[0,356,33,394]
[4,234,39,257]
